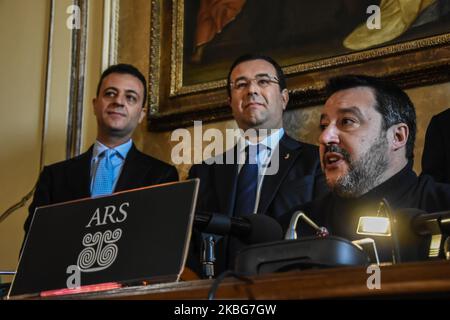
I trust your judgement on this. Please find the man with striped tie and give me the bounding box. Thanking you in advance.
[188,54,327,276]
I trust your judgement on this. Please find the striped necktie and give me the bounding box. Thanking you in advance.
[234,144,260,217]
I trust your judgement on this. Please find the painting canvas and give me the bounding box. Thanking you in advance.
[148,0,450,131]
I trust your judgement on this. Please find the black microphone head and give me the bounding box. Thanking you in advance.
[393,208,431,262]
[241,214,283,244]
[394,208,427,219]
[394,208,429,235]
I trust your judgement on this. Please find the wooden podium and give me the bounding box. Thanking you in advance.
[38,260,450,300]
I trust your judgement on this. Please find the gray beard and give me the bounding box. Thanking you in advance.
[332,134,389,198]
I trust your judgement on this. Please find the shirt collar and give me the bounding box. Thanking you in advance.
[92,139,133,160]
[238,128,285,152]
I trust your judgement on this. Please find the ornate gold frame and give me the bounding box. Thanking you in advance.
[148,0,450,131]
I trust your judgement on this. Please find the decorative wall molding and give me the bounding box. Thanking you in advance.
[102,0,120,70]
[66,0,88,158]
[40,0,55,169]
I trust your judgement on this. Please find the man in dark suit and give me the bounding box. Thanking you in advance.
[188,54,327,276]
[421,108,450,184]
[25,64,178,234]
[287,75,450,263]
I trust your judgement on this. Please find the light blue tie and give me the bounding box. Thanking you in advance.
[92,149,115,197]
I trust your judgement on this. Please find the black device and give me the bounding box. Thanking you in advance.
[8,180,199,299]
[234,236,370,275]
[195,211,283,242]
[394,208,450,261]
[195,212,283,278]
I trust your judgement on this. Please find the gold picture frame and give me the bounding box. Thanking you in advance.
[148,0,450,131]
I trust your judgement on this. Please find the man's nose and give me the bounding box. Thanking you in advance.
[319,124,339,146]
[113,93,125,106]
[247,79,260,96]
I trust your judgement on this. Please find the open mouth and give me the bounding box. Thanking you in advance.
[324,152,345,167]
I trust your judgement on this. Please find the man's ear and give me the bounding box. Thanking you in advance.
[390,123,409,151]
[281,89,289,110]
[228,96,235,116]
[92,98,97,114]
[138,107,147,123]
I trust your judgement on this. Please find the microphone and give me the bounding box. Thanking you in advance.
[195,211,283,279]
[394,208,450,235]
[195,211,283,243]
[411,210,450,236]
[285,211,329,240]
[394,208,450,260]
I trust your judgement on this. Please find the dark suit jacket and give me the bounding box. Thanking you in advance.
[421,108,450,183]
[25,144,178,233]
[291,163,450,263]
[187,134,328,275]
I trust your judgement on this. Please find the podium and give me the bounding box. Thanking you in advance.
[24,260,450,300]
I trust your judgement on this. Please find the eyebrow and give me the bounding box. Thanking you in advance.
[320,106,365,123]
[233,73,272,82]
[104,87,140,97]
[337,106,365,119]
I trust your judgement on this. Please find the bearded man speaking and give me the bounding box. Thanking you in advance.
[282,75,450,262]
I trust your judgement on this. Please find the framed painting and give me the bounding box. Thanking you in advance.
[148,0,450,131]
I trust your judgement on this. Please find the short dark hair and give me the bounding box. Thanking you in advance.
[226,53,287,97]
[325,75,416,160]
[96,63,147,108]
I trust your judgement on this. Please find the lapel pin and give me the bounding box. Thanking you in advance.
[284,153,290,160]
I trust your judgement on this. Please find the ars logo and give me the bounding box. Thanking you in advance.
[66,203,129,289]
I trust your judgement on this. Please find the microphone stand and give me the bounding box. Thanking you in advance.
[444,237,450,260]
[0,185,36,224]
[197,211,232,279]
[380,198,401,264]
[285,211,329,240]
[201,233,221,279]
